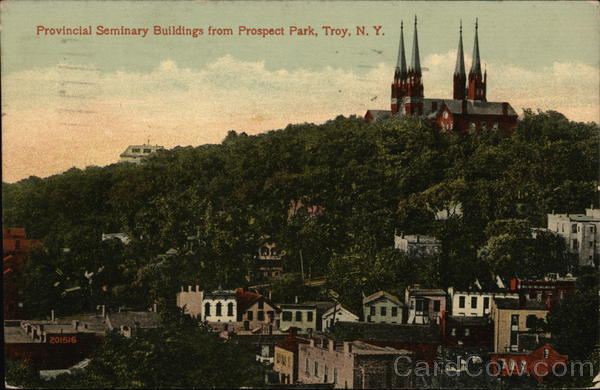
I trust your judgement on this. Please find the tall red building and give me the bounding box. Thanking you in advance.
[3,228,42,319]
[366,18,518,134]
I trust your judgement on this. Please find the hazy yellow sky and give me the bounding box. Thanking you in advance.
[2,1,599,182]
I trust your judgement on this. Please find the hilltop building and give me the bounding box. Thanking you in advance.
[119,144,165,164]
[365,18,518,133]
[546,208,600,266]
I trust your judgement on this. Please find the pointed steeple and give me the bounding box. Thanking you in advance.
[410,15,421,75]
[396,21,407,75]
[469,18,481,76]
[454,20,465,76]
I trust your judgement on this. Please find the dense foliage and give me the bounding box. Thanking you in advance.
[3,110,598,319]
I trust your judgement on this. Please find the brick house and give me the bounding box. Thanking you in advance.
[236,288,281,333]
[490,344,568,382]
[274,329,310,384]
[441,312,493,348]
[508,274,577,310]
[298,338,415,388]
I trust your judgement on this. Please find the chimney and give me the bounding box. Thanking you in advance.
[343,341,353,354]
[101,305,106,318]
[196,285,200,292]
[188,285,192,292]
[328,339,335,352]
[181,286,184,292]
[502,102,508,116]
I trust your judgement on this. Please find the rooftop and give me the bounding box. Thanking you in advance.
[332,321,441,344]
[363,291,402,306]
[494,298,548,311]
[106,311,160,330]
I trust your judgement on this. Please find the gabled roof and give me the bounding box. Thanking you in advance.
[235,288,281,313]
[322,305,359,319]
[363,291,403,306]
[106,311,160,330]
[275,335,310,353]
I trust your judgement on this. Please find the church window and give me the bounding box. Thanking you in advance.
[443,111,449,119]
[493,122,499,131]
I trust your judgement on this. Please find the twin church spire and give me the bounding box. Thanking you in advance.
[392,17,486,114]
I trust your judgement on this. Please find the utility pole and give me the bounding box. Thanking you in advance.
[299,249,305,281]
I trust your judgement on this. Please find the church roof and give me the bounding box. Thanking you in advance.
[442,100,517,116]
[409,16,421,75]
[455,22,466,76]
[469,19,482,76]
[396,21,407,75]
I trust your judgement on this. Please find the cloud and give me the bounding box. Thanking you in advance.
[2,54,598,182]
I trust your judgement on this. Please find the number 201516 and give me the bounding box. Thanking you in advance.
[49,336,77,343]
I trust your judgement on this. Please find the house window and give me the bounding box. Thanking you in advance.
[572,224,577,233]
[258,301,264,309]
[590,241,594,248]
[464,328,470,336]
[433,300,440,312]
[143,149,151,153]
[370,306,375,316]
[572,239,578,250]
[307,312,313,322]
[451,328,457,336]
[227,302,234,316]
[483,297,490,309]
[305,358,310,374]
[132,148,140,153]
[334,368,338,383]
[258,311,264,321]
[471,297,478,309]
[216,302,222,316]
[591,226,596,233]
[380,307,387,316]
[324,365,329,382]
[282,311,292,321]
[296,311,303,322]
[392,307,398,317]
[204,303,211,316]
[459,296,465,308]
[314,361,319,377]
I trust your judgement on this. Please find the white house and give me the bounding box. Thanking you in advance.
[447,287,519,317]
[119,144,165,164]
[547,209,600,266]
[202,287,237,323]
[321,305,359,331]
[362,291,405,324]
[278,304,317,334]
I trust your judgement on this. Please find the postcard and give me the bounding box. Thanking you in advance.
[2,1,599,388]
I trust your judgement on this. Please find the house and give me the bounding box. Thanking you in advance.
[491,298,549,353]
[274,328,310,385]
[321,305,359,331]
[279,304,318,334]
[405,286,447,324]
[176,285,203,319]
[546,209,600,266]
[256,242,284,279]
[508,274,577,309]
[441,312,493,348]
[303,301,336,331]
[236,288,281,333]
[448,287,518,317]
[119,144,165,164]
[105,310,160,337]
[362,291,405,324]
[365,19,518,134]
[297,338,415,388]
[490,344,568,382]
[202,287,237,323]
[101,232,131,245]
[394,233,441,257]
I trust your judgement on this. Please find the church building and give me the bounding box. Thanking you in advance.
[365,18,518,133]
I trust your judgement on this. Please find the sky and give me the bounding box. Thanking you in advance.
[1,0,599,183]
